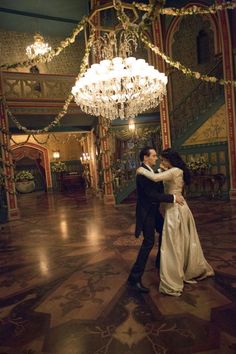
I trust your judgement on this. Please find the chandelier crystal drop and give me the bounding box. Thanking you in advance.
[26,33,51,59]
[72,56,168,121]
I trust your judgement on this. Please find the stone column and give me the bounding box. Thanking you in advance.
[89,129,98,190]
[218,7,236,199]
[99,117,115,204]
[152,16,172,149]
[0,95,20,220]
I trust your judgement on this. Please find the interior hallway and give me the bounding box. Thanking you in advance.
[0,193,236,354]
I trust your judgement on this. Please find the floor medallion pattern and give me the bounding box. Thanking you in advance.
[0,193,236,353]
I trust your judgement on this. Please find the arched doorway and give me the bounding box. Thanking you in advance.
[11,143,52,192]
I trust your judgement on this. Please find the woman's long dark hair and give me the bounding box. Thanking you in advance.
[161,148,191,185]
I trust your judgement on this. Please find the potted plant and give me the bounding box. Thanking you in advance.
[0,168,8,224]
[51,161,67,174]
[51,161,67,191]
[186,157,211,176]
[15,170,35,193]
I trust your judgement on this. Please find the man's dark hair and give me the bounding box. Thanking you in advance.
[139,146,155,162]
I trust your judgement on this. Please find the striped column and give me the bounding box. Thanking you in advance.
[99,117,115,204]
[152,16,172,149]
[218,6,236,199]
[0,97,19,220]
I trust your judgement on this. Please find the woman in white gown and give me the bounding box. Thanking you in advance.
[137,148,214,296]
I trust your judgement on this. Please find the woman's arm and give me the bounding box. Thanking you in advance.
[136,166,174,182]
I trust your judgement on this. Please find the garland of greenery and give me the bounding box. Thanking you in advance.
[1,0,235,138]
[0,16,88,71]
[10,132,87,146]
[114,0,236,88]
[133,1,236,16]
[10,134,31,146]
[6,29,96,134]
[31,134,50,145]
[0,142,12,154]
[1,2,235,71]
[0,113,14,170]
[140,31,236,87]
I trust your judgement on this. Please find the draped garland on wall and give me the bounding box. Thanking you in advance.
[0,105,16,194]
[0,17,88,71]
[10,132,87,146]
[5,28,95,135]
[0,0,235,135]
[133,1,236,16]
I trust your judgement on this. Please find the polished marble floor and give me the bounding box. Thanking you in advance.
[0,192,236,354]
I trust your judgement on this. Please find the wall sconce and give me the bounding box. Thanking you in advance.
[53,151,60,160]
[80,152,90,163]
[128,119,135,132]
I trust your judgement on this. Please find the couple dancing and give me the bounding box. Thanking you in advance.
[128,147,214,296]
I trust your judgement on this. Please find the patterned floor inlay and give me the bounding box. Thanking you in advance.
[0,193,236,353]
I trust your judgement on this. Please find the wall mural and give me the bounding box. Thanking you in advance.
[184,104,227,145]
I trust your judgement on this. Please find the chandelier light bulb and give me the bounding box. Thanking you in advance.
[72,56,168,121]
[53,151,60,159]
[26,33,51,59]
[128,119,135,131]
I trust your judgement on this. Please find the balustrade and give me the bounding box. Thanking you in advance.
[2,72,75,101]
[170,60,224,143]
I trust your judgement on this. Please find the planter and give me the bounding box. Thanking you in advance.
[16,180,35,193]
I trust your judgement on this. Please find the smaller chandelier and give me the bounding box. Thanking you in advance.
[80,152,90,163]
[72,56,167,121]
[26,33,51,59]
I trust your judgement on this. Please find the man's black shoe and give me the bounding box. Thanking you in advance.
[127,281,150,293]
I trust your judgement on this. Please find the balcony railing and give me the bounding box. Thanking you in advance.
[170,59,224,145]
[2,72,75,101]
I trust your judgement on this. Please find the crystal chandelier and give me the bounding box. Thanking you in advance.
[72,31,168,121]
[26,33,51,59]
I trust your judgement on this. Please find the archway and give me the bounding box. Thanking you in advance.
[11,143,52,191]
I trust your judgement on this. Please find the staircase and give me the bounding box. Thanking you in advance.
[114,60,225,204]
[114,170,136,204]
[170,59,224,148]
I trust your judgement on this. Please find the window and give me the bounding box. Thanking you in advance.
[197,30,210,64]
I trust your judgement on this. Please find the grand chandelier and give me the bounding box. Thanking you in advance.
[72,31,168,121]
[26,33,51,59]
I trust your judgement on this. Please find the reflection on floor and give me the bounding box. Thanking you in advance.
[0,192,236,354]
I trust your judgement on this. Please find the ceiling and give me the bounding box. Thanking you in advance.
[0,0,161,130]
[0,0,154,37]
[0,0,90,37]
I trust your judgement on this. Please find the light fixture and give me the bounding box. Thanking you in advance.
[80,152,90,163]
[26,33,51,59]
[72,57,167,121]
[128,118,135,131]
[72,30,168,121]
[53,151,60,160]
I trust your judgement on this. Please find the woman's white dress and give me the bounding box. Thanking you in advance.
[139,167,214,296]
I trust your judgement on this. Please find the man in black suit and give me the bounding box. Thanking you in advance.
[127,146,184,293]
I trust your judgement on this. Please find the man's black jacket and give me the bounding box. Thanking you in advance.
[135,163,174,237]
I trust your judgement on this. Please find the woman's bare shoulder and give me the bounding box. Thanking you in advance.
[171,167,183,175]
